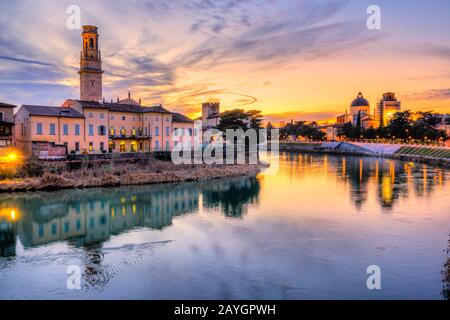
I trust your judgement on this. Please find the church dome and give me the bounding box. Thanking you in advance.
[351,92,370,107]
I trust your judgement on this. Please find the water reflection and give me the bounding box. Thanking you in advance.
[443,236,450,300]
[282,153,447,210]
[0,153,449,299]
[0,176,260,258]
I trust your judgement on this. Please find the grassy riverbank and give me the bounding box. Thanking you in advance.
[0,156,267,192]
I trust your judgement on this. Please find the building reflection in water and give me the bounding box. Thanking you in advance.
[0,176,261,260]
[282,152,447,210]
[202,176,260,217]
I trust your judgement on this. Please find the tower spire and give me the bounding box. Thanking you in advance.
[79,25,103,102]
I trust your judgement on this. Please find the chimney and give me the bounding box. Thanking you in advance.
[128,91,131,99]
[117,97,119,103]
[139,98,141,105]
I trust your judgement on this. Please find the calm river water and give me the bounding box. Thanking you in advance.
[0,153,449,299]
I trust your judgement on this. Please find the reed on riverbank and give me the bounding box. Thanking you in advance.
[0,155,267,192]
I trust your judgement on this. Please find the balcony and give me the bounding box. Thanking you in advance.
[109,134,152,140]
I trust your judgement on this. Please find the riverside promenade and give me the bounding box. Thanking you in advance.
[279,141,450,168]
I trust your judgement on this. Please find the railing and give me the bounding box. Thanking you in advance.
[109,134,152,139]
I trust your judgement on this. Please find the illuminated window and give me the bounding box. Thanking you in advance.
[130,141,137,152]
[89,142,93,152]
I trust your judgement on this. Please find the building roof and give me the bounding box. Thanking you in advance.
[21,105,84,118]
[351,92,370,107]
[70,100,172,114]
[74,100,106,109]
[172,113,194,123]
[143,105,172,114]
[0,102,16,108]
[102,103,145,113]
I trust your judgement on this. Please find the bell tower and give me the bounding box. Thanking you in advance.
[79,25,103,102]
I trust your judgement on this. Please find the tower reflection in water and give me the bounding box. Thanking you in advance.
[282,153,447,210]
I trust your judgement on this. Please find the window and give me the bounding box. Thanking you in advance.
[64,222,70,233]
[131,128,136,137]
[109,141,115,151]
[100,142,104,151]
[0,112,3,122]
[50,124,56,135]
[75,124,80,135]
[76,219,81,231]
[89,124,94,136]
[75,142,80,152]
[100,113,105,119]
[155,127,159,136]
[166,117,170,122]
[174,128,178,136]
[110,128,115,136]
[51,223,57,235]
[38,224,44,237]
[144,127,148,136]
[119,142,126,152]
[122,116,126,121]
[63,124,68,135]
[110,115,115,120]
[120,128,126,136]
[89,38,94,49]
[130,142,137,152]
[98,125,106,136]
[139,142,143,151]
[89,112,94,118]
[165,141,170,151]
[181,128,185,136]
[89,142,93,152]
[188,128,193,136]
[155,141,160,150]
[36,123,43,135]
[166,127,170,136]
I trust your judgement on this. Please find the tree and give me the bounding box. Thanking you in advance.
[279,121,325,141]
[217,109,249,131]
[246,110,263,130]
[385,110,413,141]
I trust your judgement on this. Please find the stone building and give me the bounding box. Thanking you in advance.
[0,102,15,148]
[201,101,221,129]
[14,25,196,157]
[376,92,401,127]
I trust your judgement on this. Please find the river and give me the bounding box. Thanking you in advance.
[0,153,449,299]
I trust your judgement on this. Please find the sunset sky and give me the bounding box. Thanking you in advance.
[0,0,449,123]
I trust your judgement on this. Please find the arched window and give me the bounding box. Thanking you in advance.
[89,38,94,49]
